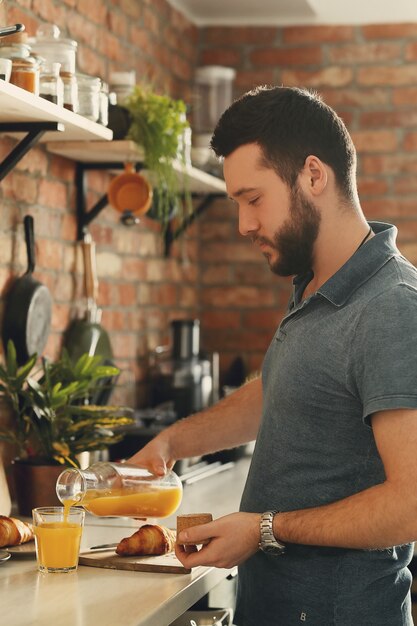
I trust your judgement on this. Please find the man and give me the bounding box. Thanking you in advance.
[130,87,417,625]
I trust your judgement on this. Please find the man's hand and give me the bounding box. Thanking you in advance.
[175,512,261,569]
[128,434,175,476]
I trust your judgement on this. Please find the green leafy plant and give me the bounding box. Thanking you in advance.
[0,342,134,467]
[125,85,192,229]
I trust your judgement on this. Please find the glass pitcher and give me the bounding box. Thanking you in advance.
[56,462,183,518]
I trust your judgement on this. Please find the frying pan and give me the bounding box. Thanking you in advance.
[63,232,113,363]
[108,163,153,225]
[2,215,52,365]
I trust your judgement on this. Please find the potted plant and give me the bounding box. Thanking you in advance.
[124,85,193,229]
[0,341,134,515]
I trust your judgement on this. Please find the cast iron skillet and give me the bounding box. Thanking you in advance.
[2,215,53,365]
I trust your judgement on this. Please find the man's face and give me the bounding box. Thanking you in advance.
[224,143,321,276]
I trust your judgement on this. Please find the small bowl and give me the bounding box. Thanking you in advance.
[0,58,12,82]
[108,163,153,216]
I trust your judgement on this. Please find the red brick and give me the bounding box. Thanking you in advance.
[403,131,417,151]
[200,49,241,67]
[319,87,390,108]
[359,110,417,128]
[5,172,38,205]
[38,178,68,209]
[201,286,274,308]
[357,177,389,196]
[201,311,241,329]
[283,25,354,44]
[67,12,100,48]
[362,154,417,176]
[361,23,417,39]
[17,147,48,176]
[201,264,233,285]
[200,221,234,241]
[36,238,64,270]
[251,46,322,67]
[362,198,417,218]
[118,0,142,20]
[393,86,417,106]
[76,0,107,26]
[118,283,137,306]
[350,130,398,152]
[31,0,67,31]
[357,65,417,87]
[393,177,417,195]
[201,241,262,264]
[328,42,401,65]
[6,7,39,36]
[282,67,353,88]
[76,46,107,80]
[396,221,417,241]
[235,69,276,91]
[107,10,129,38]
[60,214,77,241]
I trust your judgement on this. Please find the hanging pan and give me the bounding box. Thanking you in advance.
[108,163,153,225]
[2,215,52,365]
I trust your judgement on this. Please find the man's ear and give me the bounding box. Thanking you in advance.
[300,155,328,196]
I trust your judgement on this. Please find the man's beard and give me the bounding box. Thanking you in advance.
[254,184,321,277]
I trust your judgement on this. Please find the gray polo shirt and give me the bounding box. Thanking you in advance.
[236,222,417,626]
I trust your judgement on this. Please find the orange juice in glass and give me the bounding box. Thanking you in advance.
[33,506,85,573]
[56,462,183,518]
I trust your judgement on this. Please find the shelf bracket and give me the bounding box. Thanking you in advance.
[75,161,144,240]
[0,122,64,182]
[164,192,224,256]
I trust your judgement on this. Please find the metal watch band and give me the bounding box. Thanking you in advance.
[259,510,286,555]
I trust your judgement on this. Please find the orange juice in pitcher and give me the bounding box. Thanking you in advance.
[56,462,183,518]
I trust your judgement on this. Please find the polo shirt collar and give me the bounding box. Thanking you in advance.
[292,221,399,308]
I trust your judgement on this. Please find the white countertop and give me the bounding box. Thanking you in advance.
[1,457,251,626]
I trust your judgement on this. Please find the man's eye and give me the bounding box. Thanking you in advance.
[248,197,260,206]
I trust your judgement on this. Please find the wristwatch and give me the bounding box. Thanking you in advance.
[259,510,286,555]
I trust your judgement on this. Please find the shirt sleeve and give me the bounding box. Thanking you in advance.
[349,283,417,424]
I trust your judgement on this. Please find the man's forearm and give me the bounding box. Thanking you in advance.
[160,376,262,460]
[274,479,417,550]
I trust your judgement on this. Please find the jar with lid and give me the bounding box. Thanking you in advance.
[61,71,78,112]
[77,73,101,121]
[0,42,31,60]
[39,61,64,105]
[10,56,41,94]
[56,462,183,518]
[30,23,77,75]
[98,80,109,126]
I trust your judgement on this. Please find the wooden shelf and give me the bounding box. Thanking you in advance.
[0,79,112,142]
[46,140,226,195]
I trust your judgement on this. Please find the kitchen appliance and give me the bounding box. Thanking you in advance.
[149,319,215,419]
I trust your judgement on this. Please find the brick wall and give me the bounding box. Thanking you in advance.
[2,6,417,408]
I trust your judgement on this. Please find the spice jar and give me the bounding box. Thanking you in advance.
[77,73,101,121]
[61,70,78,112]
[39,62,64,105]
[0,42,31,60]
[56,462,183,518]
[98,80,109,126]
[30,23,77,75]
[10,56,41,94]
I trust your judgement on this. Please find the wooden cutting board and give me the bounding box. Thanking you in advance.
[79,549,191,574]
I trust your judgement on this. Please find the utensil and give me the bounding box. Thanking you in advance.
[108,163,153,223]
[0,23,24,38]
[2,215,52,365]
[63,231,113,364]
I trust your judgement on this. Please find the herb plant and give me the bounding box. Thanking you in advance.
[0,342,133,467]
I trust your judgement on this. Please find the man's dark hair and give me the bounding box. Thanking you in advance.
[210,86,357,202]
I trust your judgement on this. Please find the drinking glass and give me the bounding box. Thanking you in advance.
[32,506,84,573]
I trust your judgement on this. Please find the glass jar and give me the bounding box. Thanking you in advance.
[98,80,109,126]
[0,42,31,60]
[10,56,40,94]
[77,73,100,121]
[56,462,183,518]
[39,62,64,105]
[61,70,78,112]
[109,70,136,105]
[30,23,77,75]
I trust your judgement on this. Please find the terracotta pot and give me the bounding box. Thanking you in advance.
[12,459,64,517]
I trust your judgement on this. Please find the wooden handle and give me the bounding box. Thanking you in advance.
[81,232,99,304]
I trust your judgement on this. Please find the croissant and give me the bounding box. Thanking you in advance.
[116,524,176,557]
[0,515,34,547]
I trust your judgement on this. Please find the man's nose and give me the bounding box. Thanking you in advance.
[238,208,259,237]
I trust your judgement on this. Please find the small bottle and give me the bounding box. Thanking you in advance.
[77,73,101,122]
[61,70,78,112]
[9,56,40,94]
[56,462,183,518]
[39,62,64,105]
